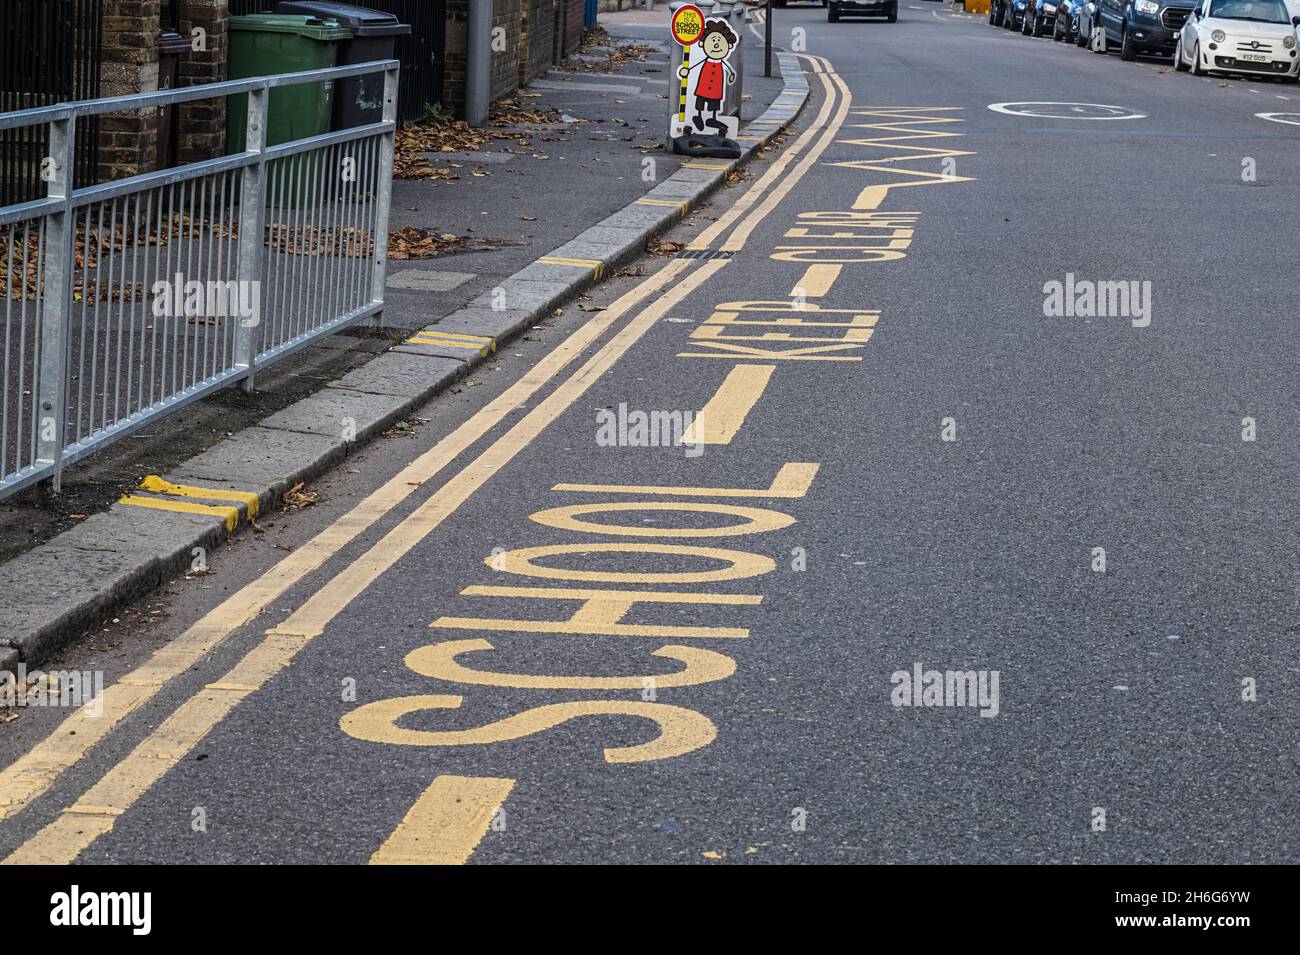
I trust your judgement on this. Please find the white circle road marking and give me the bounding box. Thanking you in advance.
[987,101,1148,120]
[1256,112,1300,126]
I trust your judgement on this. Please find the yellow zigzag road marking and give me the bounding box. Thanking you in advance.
[820,107,977,209]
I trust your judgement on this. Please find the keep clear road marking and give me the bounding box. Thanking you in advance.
[2,56,849,867]
[681,364,776,445]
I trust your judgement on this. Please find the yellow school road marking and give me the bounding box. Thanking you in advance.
[136,475,260,519]
[1,52,835,863]
[552,462,820,499]
[370,775,515,865]
[117,495,241,532]
[689,56,841,253]
[0,257,689,829]
[0,260,728,865]
[343,697,717,764]
[434,584,763,639]
[792,264,841,298]
[537,255,605,280]
[681,364,775,445]
[405,639,737,691]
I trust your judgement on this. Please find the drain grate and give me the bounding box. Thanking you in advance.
[675,249,734,260]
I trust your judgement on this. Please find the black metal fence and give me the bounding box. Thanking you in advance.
[0,0,103,206]
[230,0,444,123]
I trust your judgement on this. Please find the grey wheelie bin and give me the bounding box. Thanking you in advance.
[274,2,410,129]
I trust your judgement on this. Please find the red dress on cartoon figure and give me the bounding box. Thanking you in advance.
[697,60,724,101]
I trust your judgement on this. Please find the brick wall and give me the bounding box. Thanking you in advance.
[97,0,162,181]
[95,0,230,179]
[444,0,523,118]
[519,0,557,87]
[176,0,228,166]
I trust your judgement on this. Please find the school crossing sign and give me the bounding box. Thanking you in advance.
[669,4,740,144]
[670,4,705,45]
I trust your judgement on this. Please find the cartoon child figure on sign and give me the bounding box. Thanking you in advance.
[677,18,739,138]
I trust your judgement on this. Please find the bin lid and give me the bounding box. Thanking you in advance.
[230,14,353,40]
[157,30,190,54]
[273,2,411,36]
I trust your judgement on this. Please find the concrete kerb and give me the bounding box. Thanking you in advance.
[0,51,813,669]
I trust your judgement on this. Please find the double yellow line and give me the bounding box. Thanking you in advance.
[0,56,849,866]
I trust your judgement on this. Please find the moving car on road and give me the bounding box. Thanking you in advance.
[1174,0,1300,78]
[829,0,899,20]
[1098,0,1198,59]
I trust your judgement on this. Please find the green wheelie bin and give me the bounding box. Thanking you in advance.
[225,14,353,154]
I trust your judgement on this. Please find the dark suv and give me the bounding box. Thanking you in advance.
[1098,0,1197,59]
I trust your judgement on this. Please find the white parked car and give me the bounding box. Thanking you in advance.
[1174,0,1300,80]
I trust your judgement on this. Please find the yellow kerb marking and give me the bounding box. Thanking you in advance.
[537,256,605,279]
[635,197,690,212]
[118,495,240,532]
[682,364,775,446]
[370,775,515,865]
[138,475,260,519]
[682,161,732,170]
[408,331,496,355]
[408,330,493,345]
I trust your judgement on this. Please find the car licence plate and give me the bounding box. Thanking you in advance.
[1241,53,1269,62]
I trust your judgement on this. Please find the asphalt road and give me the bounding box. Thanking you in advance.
[2,5,1298,865]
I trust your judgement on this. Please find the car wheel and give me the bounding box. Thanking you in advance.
[1120,25,1137,60]
[887,3,897,21]
[1190,40,1203,75]
[989,3,998,23]
[1090,24,1106,52]
[1022,10,1033,33]
[1173,36,1190,71]
[828,2,839,20]
[1053,17,1064,40]
[1075,20,1087,45]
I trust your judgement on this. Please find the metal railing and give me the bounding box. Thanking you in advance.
[0,60,398,499]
